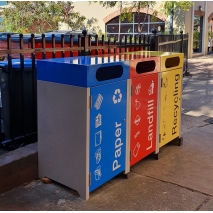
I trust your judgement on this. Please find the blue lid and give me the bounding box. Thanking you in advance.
[0,58,37,68]
[37,56,129,87]
[39,56,127,65]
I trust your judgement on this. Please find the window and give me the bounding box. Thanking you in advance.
[105,12,165,36]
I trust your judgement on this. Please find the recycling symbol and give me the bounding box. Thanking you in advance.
[112,89,122,104]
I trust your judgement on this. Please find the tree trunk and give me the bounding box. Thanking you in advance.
[118,2,122,41]
[169,2,174,35]
[137,2,141,34]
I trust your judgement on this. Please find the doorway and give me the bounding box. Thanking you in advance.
[193,15,203,53]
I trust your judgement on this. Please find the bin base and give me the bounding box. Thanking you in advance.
[171,137,183,146]
[185,71,191,76]
[151,152,160,160]
[122,171,134,179]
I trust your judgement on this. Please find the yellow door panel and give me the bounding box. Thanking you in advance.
[159,69,182,147]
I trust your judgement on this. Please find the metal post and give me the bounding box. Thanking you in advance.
[180,30,183,53]
[81,30,89,56]
[150,28,158,51]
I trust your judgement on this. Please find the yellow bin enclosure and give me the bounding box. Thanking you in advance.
[157,52,184,150]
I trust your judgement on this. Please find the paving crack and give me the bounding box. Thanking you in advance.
[131,170,213,198]
[198,124,210,127]
[195,197,211,211]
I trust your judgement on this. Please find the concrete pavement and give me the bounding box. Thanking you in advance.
[0,55,213,211]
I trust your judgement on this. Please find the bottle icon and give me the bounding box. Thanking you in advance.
[133,142,140,157]
[148,80,154,95]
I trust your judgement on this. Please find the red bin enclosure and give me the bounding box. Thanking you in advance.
[125,52,160,166]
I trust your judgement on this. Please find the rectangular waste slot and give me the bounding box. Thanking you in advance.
[37,56,130,200]
[0,58,37,148]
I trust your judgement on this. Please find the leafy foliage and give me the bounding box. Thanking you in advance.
[161,1,193,15]
[160,1,193,34]
[96,1,117,8]
[193,30,199,49]
[77,17,103,36]
[2,1,86,33]
[57,2,86,31]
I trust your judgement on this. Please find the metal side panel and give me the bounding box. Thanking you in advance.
[155,73,161,154]
[37,81,89,200]
[179,69,183,137]
[125,79,131,174]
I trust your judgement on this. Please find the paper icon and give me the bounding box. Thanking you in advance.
[95,131,102,147]
[95,113,102,128]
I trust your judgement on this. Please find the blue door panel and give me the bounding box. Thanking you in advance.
[89,80,127,192]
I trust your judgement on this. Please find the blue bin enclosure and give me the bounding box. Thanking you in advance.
[37,56,130,200]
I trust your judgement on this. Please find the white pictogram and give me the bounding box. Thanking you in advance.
[95,147,102,164]
[95,113,102,128]
[135,99,141,110]
[94,165,102,181]
[112,89,122,104]
[133,142,140,157]
[134,115,141,126]
[134,131,140,139]
[95,131,102,147]
[94,94,103,110]
[135,83,141,95]
[148,80,154,95]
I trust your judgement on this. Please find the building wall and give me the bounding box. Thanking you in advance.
[184,1,213,58]
[184,7,194,58]
[72,1,116,33]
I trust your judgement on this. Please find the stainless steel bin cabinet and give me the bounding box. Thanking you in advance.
[37,56,131,200]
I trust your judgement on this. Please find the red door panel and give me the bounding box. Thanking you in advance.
[130,74,158,166]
